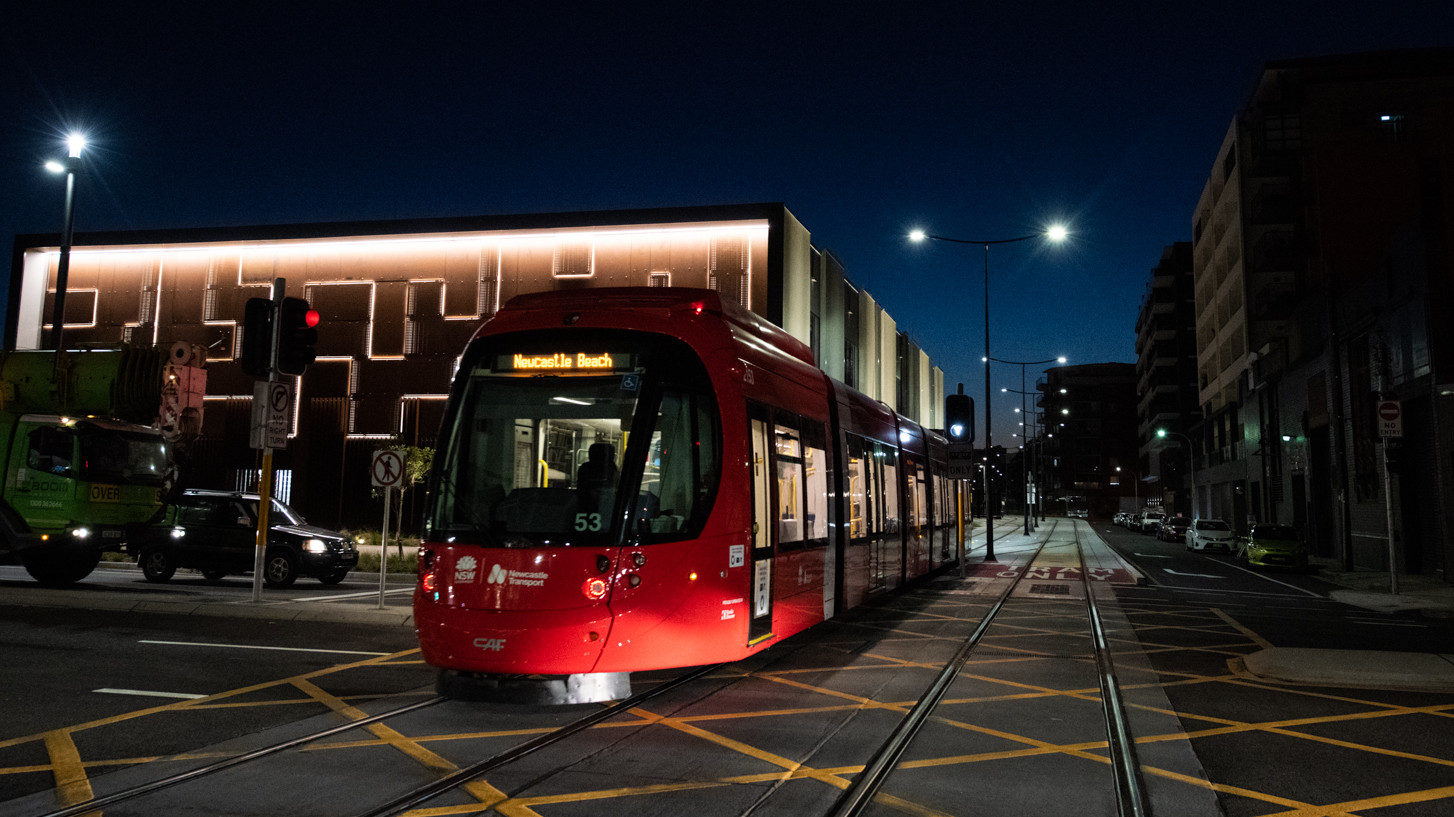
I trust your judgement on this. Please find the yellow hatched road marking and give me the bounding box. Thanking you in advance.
[42,730,94,808]
[1211,606,1274,649]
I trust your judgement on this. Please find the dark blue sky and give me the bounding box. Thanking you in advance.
[3,1,1451,442]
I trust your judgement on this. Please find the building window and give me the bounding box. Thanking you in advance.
[649,271,670,287]
[552,242,593,278]
[1264,114,1301,151]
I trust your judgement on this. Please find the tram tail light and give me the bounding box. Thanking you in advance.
[420,548,439,595]
[582,577,608,600]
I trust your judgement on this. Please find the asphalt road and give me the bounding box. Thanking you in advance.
[4,523,1454,816]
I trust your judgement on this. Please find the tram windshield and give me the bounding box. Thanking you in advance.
[427,330,720,548]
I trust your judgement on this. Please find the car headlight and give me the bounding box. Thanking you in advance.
[170,527,186,540]
[304,539,329,553]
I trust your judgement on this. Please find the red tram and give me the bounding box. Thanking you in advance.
[414,288,961,702]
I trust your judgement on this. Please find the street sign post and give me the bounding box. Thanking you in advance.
[371,449,405,609]
[250,380,293,450]
[1377,400,1403,438]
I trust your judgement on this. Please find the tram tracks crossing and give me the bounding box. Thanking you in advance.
[15,517,1161,817]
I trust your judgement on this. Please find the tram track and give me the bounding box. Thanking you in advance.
[830,518,1152,817]
[17,516,1153,817]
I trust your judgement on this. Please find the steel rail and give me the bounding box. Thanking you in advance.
[37,695,444,817]
[826,521,1058,817]
[356,662,724,817]
[1074,518,1152,817]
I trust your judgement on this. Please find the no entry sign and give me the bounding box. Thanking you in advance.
[1377,400,1402,438]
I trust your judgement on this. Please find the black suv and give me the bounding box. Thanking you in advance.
[133,489,358,587]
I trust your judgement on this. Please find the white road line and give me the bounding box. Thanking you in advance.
[139,640,389,656]
[289,587,413,603]
[94,688,207,700]
[1157,585,1336,599]
[1218,560,1323,597]
[1343,613,1424,625]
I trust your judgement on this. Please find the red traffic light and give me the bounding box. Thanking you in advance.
[277,297,319,376]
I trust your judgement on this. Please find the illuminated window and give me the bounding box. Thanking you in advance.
[552,242,593,278]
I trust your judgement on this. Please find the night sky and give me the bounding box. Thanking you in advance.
[3,1,1451,442]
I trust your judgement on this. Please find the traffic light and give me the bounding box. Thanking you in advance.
[945,393,975,442]
[276,296,320,375]
[240,297,273,377]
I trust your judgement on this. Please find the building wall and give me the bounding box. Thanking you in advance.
[11,204,946,527]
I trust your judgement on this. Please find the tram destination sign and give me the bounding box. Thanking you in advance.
[496,351,635,372]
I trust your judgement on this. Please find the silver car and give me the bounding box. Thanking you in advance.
[1186,518,1235,551]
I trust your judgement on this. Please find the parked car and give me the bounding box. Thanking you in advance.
[1240,523,1308,569]
[1185,518,1235,552]
[1138,510,1165,535]
[1158,516,1191,542]
[132,489,359,587]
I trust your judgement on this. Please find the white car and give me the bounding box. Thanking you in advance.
[1186,518,1235,551]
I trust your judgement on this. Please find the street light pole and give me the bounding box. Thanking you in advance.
[45,133,86,351]
[997,356,1064,534]
[909,225,1067,561]
[1157,429,1198,518]
[1117,466,1140,510]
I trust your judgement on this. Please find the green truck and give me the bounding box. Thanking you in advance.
[0,345,205,585]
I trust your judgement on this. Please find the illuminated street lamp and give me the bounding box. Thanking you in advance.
[996,355,1065,534]
[1156,429,1198,518]
[910,225,1068,559]
[44,132,87,351]
[1116,466,1141,510]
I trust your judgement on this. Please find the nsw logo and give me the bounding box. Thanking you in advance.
[455,555,477,583]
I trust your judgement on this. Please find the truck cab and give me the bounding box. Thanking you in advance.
[2,414,170,584]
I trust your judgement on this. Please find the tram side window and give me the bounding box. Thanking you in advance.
[907,458,927,529]
[846,435,870,540]
[774,421,805,549]
[877,443,900,534]
[635,389,720,542]
[802,422,829,547]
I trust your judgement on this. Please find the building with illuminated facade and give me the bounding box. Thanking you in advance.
[8,203,944,529]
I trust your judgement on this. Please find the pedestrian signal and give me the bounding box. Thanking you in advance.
[945,393,974,442]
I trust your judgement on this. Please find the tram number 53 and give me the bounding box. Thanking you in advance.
[575,513,603,532]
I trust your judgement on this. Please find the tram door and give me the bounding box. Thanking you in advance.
[748,412,775,645]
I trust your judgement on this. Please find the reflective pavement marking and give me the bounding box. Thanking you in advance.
[1218,559,1323,597]
[289,587,414,603]
[94,688,208,700]
[139,639,390,656]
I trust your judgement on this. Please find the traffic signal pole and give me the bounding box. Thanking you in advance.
[251,278,284,603]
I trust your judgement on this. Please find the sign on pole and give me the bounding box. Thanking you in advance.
[371,449,404,488]
[249,380,293,450]
[946,442,975,480]
[1377,400,1403,438]
[371,449,404,609]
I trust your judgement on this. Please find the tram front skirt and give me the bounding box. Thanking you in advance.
[436,670,632,705]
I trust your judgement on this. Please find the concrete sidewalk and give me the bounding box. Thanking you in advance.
[1309,556,1454,618]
